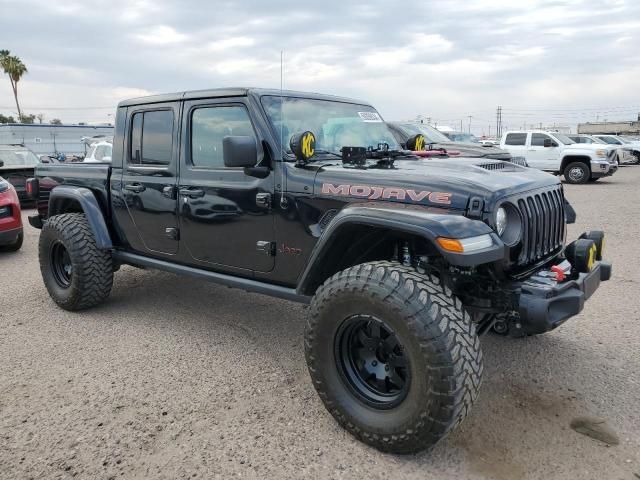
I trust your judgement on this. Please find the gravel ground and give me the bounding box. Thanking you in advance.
[1,167,639,480]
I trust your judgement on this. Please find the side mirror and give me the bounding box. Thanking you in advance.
[544,138,558,148]
[223,136,258,168]
[406,134,426,151]
[0,160,3,167]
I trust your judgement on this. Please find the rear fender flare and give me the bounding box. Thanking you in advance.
[297,204,506,295]
[48,186,112,249]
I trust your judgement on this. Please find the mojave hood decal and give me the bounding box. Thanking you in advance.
[321,183,452,205]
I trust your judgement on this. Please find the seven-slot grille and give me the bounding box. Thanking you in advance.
[515,185,565,266]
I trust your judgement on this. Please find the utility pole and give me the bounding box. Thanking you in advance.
[460,119,463,132]
[496,106,502,139]
[468,115,473,134]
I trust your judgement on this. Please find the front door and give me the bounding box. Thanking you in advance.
[177,98,275,273]
[121,103,180,255]
[529,133,562,170]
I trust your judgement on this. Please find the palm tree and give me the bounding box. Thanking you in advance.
[0,50,28,121]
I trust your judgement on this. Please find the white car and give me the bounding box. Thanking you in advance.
[500,131,618,184]
[593,135,640,164]
[83,141,112,163]
[569,135,635,164]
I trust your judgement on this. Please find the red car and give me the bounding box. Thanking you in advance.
[0,175,23,251]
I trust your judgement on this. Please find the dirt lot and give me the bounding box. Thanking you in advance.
[1,167,639,480]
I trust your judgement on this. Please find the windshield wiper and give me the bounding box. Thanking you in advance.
[312,149,342,158]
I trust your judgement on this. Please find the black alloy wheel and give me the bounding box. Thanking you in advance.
[335,315,410,409]
[50,240,73,288]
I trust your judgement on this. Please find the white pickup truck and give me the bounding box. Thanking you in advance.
[500,131,618,184]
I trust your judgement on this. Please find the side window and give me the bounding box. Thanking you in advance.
[531,133,552,146]
[505,133,527,146]
[130,113,142,163]
[129,110,174,166]
[191,106,256,168]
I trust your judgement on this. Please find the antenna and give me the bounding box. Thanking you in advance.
[279,49,287,209]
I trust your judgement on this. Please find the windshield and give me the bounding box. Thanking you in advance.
[553,133,575,145]
[261,96,400,156]
[0,147,40,168]
[446,132,480,143]
[597,136,621,145]
[398,123,451,143]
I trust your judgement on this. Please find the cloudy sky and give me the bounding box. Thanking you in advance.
[1,0,639,134]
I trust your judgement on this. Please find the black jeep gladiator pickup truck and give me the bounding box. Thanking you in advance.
[28,88,611,454]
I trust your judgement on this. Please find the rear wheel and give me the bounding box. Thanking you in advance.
[564,162,590,184]
[39,213,113,311]
[305,261,483,453]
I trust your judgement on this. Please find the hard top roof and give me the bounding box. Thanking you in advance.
[117,87,371,108]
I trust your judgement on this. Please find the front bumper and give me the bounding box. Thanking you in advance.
[515,259,611,335]
[591,160,617,178]
[0,226,22,246]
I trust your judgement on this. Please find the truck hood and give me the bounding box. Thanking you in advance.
[312,157,559,212]
[564,143,614,153]
[431,141,511,159]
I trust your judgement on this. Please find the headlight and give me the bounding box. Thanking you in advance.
[496,207,507,236]
[595,149,607,157]
[495,203,522,246]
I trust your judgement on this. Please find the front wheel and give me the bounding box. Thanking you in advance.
[39,213,113,311]
[563,162,590,184]
[305,261,483,454]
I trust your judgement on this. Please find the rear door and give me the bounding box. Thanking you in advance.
[177,97,275,273]
[121,103,180,255]
[503,132,528,163]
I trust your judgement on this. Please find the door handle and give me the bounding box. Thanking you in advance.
[162,185,176,199]
[124,183,146,193]
[179,188,205,198]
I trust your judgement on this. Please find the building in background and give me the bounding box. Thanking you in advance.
[0,123,114,156]
[578,118,640,135]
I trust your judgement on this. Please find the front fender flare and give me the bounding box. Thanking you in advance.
[297,204,506,295]
[48,185,112,249]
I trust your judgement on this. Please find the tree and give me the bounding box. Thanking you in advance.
[0,50,28,121]
[36,113,44,124]
[50,118,62,125]
[0,113,16,123]
[20,113,35,124]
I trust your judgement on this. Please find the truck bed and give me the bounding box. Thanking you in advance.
[34,163,112,219]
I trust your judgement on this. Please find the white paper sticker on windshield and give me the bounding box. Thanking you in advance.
[358,111,382,123]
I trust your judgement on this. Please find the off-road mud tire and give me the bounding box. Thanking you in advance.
[39,213,113,311]
[304,261,483,454]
